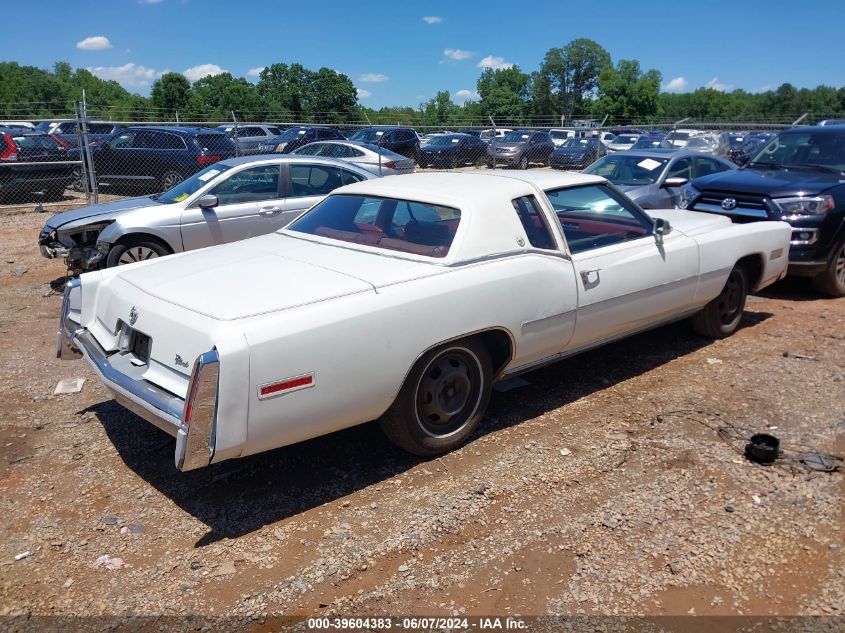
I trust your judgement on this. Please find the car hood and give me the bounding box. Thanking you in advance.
[693,166,844,197]
[45,196,161,230]
[420,145,456,153]
[112,232,442,321]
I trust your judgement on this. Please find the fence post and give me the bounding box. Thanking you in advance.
[231,111,240,157]
[78,91,98,205]
[489,116,497,170]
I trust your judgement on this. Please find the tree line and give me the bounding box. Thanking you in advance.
[3,39,845,127]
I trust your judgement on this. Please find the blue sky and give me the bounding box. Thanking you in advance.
[2,0,844,109]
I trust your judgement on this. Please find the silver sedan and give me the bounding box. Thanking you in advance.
[38,156,376,274]
[291,140,415,176]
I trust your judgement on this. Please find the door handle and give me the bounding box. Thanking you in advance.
[580,269,601,288]
[259,207,283,216]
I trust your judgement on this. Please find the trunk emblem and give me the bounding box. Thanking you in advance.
[721,198,737,210]
[175,355,190,368]
[129,307,139,325]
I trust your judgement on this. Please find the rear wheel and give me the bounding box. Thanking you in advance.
[380,339,492,456]
[691,267,747,338]
[518,156,529,170]
[106,237,172,268]
[812,241,845,297]
[158,170,183,192]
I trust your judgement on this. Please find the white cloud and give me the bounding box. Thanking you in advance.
[247,66,265,77]
[76,36,112,51]
[88,62,159,87]
[422,16,442,24]
[356,88,372,99]
[183,64,227,82]
[443,48,474,61]
[663,76,688,92]
[359,73,388,83]
[455,89,478,100]
[705,77,732,92]
[477,55,513,70]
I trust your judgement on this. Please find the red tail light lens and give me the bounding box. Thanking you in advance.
[382,161,397,170]
[197,155,221,165]
[0,134,17,162]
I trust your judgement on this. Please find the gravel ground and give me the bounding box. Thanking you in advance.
[0,207,843,627]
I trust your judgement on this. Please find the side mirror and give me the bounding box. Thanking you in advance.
[661,177,688,189]
[654,217,672,245]
[197,194,218,209]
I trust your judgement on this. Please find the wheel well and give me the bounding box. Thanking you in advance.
[114,233,175,254]
[736,254,764,290]
[474,329,514,378]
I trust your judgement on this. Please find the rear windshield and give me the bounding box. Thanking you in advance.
[288,194,461,258]
[12,134,60,150]
[194,134,234,153]
[615,135,639,144]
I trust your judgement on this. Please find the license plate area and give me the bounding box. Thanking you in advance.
[132,331,151,363]
[116,320,151,365]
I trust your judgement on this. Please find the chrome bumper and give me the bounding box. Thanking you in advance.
[57,279,218,471]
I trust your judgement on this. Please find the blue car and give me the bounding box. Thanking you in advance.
[70,126,236,192]
[550,138,600,170]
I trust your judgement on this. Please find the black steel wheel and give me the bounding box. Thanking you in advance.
[380,339,492,456]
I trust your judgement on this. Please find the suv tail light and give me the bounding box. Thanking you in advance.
[197,155,221,165]
[0,134,18,162]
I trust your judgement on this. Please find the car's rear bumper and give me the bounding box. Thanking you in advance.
[787,260,828,276]
[57,279,217,471]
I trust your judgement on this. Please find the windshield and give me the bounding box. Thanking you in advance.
[748,131,845,172]
[350,129,385,142]
[686,137,715,148]
[501,131,531,143]
[155,163,232,204]
[278,128,308,141]
[614,135,639,144]
[583,154,668,186]
[427,135,461,146]
[561,138,591,148]
[288,194,461,258]
[668,132,690,141]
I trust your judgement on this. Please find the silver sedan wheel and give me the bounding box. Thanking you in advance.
[117,246,160,265]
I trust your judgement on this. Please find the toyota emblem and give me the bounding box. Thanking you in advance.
[129,306,138,326]
[721,197,737,210]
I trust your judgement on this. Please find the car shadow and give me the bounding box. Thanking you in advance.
[753,276,826,302]
[89,311,772,547]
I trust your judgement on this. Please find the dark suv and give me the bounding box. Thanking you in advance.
[348,127,420,161]
[259,126,345,154]
[70,126,235,192]
[680,125,845,296]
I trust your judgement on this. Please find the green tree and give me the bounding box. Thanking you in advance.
[476,66,531,123]
[538,39,611,119]
[304,67,358,122]
[592,59,662,121]
[187,73,268,121]
[419,91,460,126]
[150,72,192,117]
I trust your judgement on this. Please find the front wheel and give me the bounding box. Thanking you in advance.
[812,241,845,297]
[158,170,183,192]
[691,267,747,338]
[106,238,172,268]
[518,156,529,170]
[379,339,492,456]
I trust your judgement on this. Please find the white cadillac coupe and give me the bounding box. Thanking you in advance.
[58,171,791,470]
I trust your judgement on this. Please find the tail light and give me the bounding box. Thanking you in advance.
[0,134,17,162]
[197,155,221,165]
[382,161,398,170]
[178,348,219,471]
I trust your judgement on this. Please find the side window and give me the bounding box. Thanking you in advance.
[666,158,692,180]
[131,131,159,148]
[297,143,325,156]
[341,169,365,185]
[695,157,728,177]
[207,165,280,205]
[58,121,77,134]
[545,185,653,255]
[109,131,136,149]
[159,133,186,150]
[89,123,113,134]
[289,164,344,197]
[512,195,556,250]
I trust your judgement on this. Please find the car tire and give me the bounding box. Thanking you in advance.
[518,156,529,170]
[449,155,458,169]
[380,338,492,457]
[691,266,747,338]
[812,240,845,297]
[106,237,172,268]
[71,167,85,193]
[158,170,184,192]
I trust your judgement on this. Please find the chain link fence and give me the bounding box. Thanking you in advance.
[2,104,837,213]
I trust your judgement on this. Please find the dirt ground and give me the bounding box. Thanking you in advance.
[0,206,843,627]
